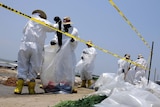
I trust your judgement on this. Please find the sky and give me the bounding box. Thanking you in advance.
[0,0,160,81]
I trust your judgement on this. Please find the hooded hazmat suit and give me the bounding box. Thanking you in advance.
[17,14,58,81]
[117,58,130,75]
[76,45,97,85]
[134,57,147,84]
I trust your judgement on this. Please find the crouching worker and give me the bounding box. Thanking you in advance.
[14,9,58,94]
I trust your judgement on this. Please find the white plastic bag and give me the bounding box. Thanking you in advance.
[94,73,160,107]
[40,41,76,93]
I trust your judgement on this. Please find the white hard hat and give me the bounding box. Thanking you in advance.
[138,54,143,58]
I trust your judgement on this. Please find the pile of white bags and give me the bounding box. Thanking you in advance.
[93,73,160,107]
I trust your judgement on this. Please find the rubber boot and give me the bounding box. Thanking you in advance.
[28,81,36,94]
[14,79,24,94]
[72,87,78,93]
[39,84,43,89]
[87,80,92,88]
[81,80,86,88]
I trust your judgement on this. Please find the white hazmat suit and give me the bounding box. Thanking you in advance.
[76,43,97,88]
[117,58,130,75]
[134,56,147,84]
[76,47,97,80]
[17,14,57,81]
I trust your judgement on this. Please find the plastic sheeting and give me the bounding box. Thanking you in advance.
[93,73,160,107]
[40,41,76,93]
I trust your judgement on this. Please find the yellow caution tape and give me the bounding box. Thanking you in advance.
[109,0,151,49]
[0,2,147,70]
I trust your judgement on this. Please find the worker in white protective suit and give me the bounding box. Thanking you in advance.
[76,40,97,88]
[125,60,136,84]
[14,10,58,94]
[133,54,148,84]
[117,54,131,80]
[40,16,79,93]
